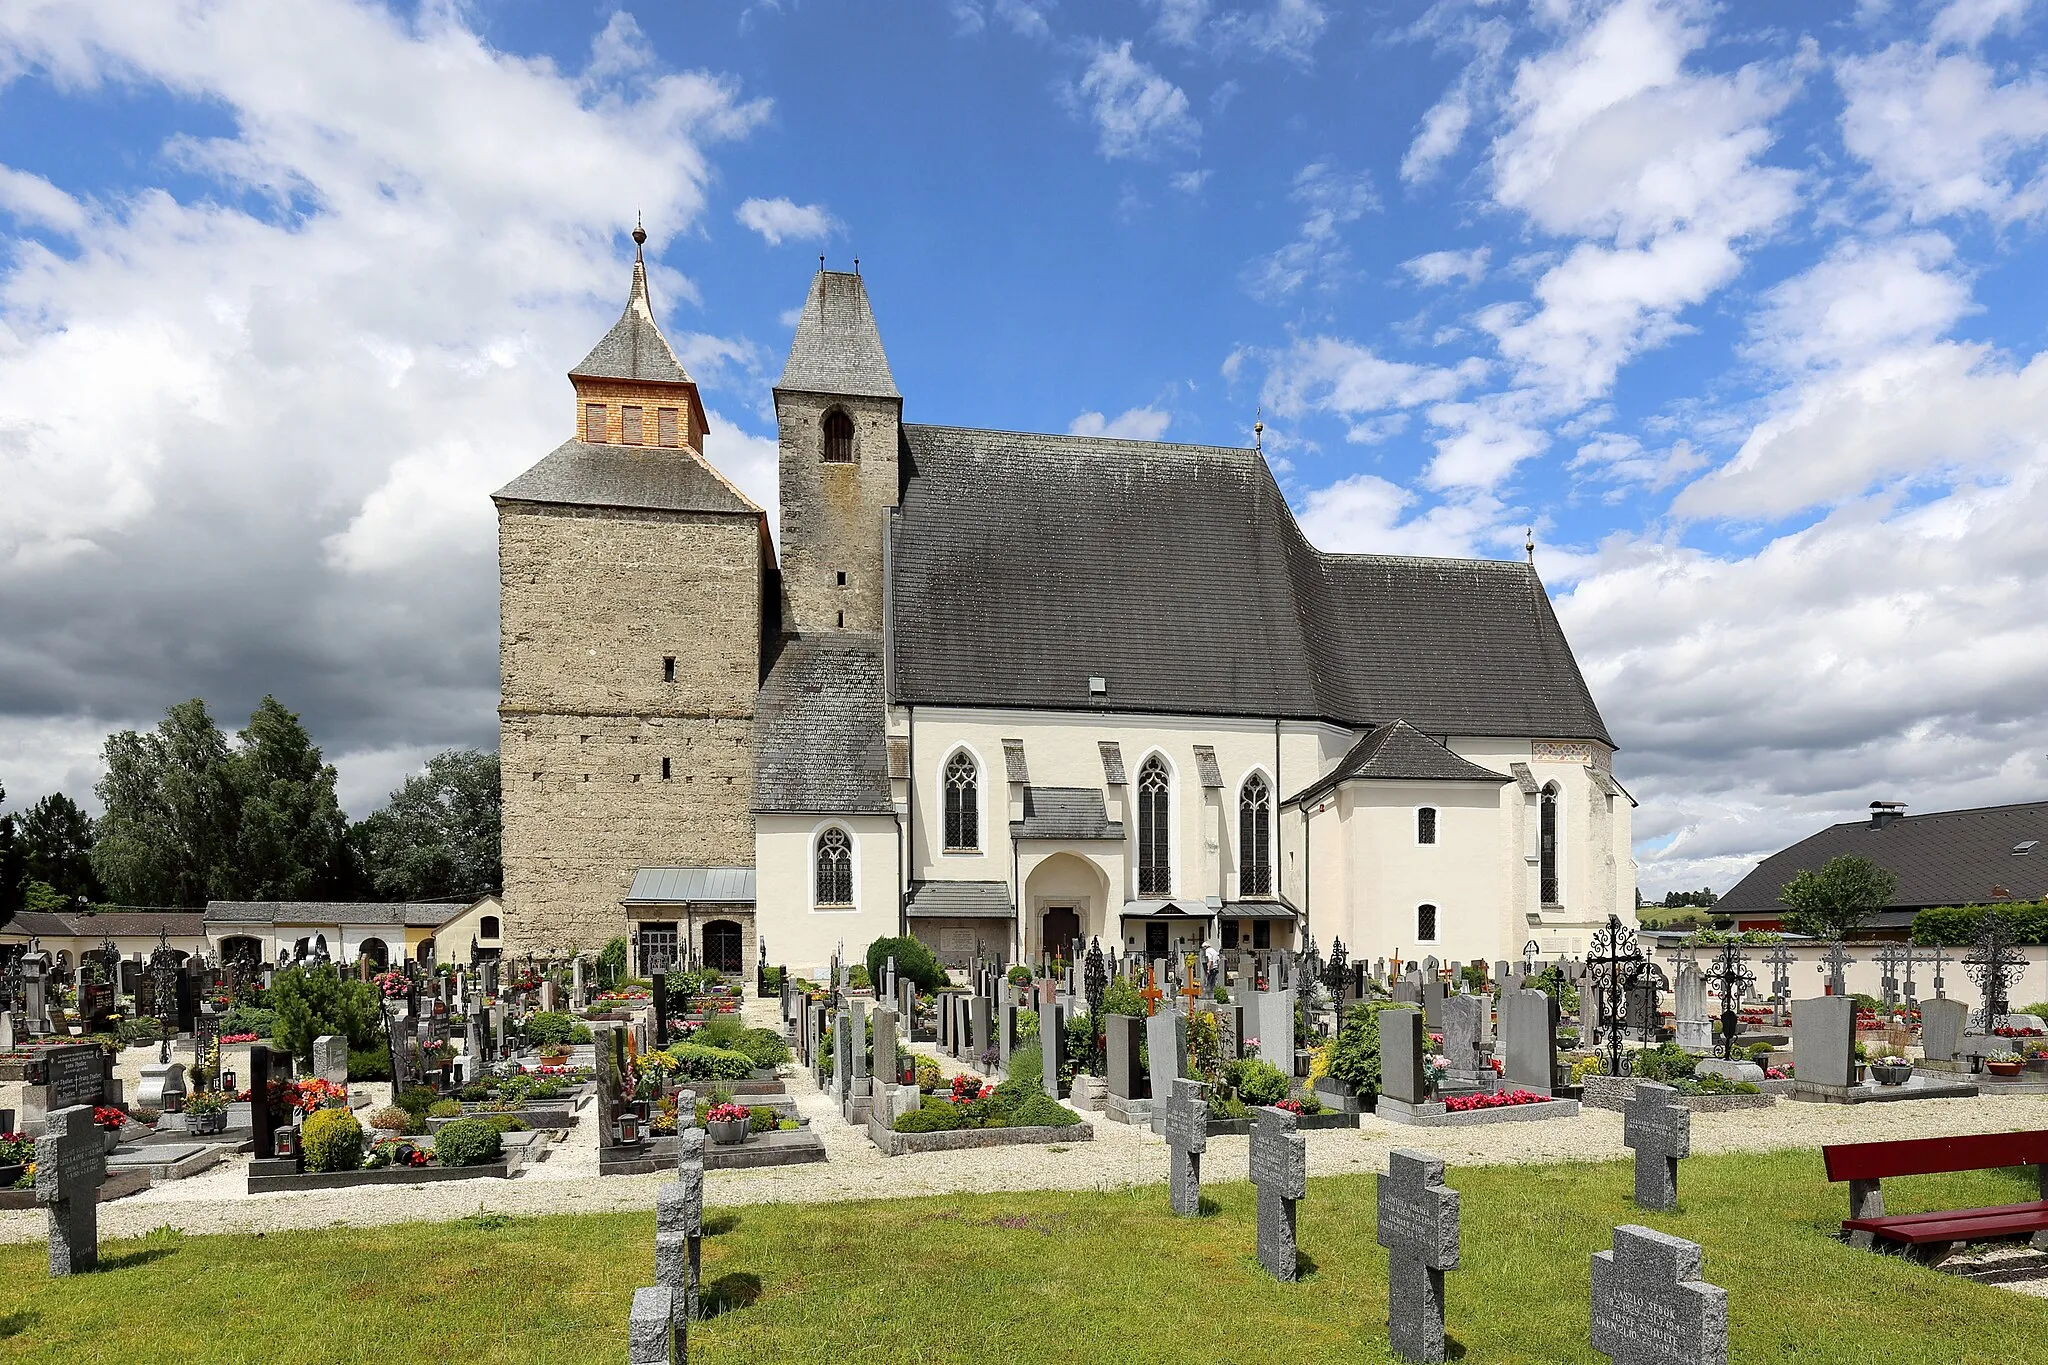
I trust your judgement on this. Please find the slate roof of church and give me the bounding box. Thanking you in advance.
[1011,787,1125,841]
[493,439,760,516]
[753,632,892,814]
[1284,721,1513,807]
[777,271,900,398]
[889,426,1613,747]
[204,901,461,928]
[906,880,1014,919]
[570,244,694,384]
[1719,800,2048,914]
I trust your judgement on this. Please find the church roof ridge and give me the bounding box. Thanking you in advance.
[570,227,695,385]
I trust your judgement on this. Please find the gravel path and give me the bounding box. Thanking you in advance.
[6,1011,2046,1246]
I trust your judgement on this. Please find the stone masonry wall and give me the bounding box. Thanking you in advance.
[776,391,899,634]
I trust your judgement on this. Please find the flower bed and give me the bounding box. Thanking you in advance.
[868,1113,1095,1157]
[1444,1089,1550,1113]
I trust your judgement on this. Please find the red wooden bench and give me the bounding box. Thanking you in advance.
[1823,1130,2048,1261]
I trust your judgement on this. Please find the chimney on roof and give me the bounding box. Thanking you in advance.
[1868,801,1907,830]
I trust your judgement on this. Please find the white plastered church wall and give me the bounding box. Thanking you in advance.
[755,813,900,977]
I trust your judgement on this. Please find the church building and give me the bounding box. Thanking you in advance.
[494,235,1636,979]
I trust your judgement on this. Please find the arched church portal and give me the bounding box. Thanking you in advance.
[1023,853,1111,962]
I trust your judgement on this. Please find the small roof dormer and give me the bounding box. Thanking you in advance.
[570,222,709,452]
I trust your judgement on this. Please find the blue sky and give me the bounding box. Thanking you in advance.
[4,0,2048,898]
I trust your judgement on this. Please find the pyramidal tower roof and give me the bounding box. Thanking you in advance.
[570,226,693,384]
[777,269,900,398]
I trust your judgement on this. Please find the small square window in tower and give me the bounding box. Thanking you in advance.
[662,656,675,683]
[621,405,643,445]
[661,757,671,780]
[584,403,607,442]
[822,409,855,463]
[657,407,679,447]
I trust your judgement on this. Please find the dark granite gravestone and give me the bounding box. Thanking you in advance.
[44,1043,105,1108]
[1163,1077,1209,1216]
[1106,1015,1145,1100]
[249,1045,294,1158]
[1499,989,1558,1096]
[651,971,670,1048]
[656,1129,705,1322]
[1377,1149,1459,1364]
[1792,995,1856,1088]
[1251,1105,1307,1280]
[1591,1224,1727,1365]
[1041,999,1065,1099]
[1382,1008,1428,1104]
[1623,1081,1690,1211]
[592,1023,627,1148]
[628,1284,681,1365]
[971,995,992,1060]
[35,1104,106,1276]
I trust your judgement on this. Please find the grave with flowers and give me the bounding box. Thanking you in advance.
[593,1020,824,1174]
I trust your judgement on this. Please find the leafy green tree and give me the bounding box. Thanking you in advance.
[269,963,383,1062]
[864,935,948,993]
[20,791,102,908]
[1778,854,1899,940]
[91,699,239,906]
[353,750,501,900]
[230,696,352,900]
[0,779,25,930]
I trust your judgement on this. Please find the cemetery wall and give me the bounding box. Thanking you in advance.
[756,812,899,973]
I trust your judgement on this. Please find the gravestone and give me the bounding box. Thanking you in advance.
[970,994,992,1061]
[591,1023,626,1148]
[1251,1104,1306,1281]
[137,1061,187,1113]
[849,1000,870,1098]
[873,1006,899,1090]
[1499,989,1558,1096]
[1673,962,1711,1054]
[35,1104,106,1276]
[1377,1149,1459,1364]
[1420,979,1447,1026]
[571,957,587,1012]
[249,1045,294,1157]
[1106,1015,1145,1100]
[1623,1081,1690,1211]
[1439,994,1486,1076]
[1254,988,1295,1071]
[1919,997,1967,1063]
[1792,995,1856,1088]
[651,971,670,1048]
[1591,1225,1727,1365]
[28,1043,106,1124]
[628,1284,682,1365]
[1162,1077,1208,1216]
[1041,1000,1065,1098]
[1376,1008,1444,1121]
[1143,1010,1186,1133]
[312,1034,349,1086]
[833,1015,854,1106]
[656,1129,705,1322]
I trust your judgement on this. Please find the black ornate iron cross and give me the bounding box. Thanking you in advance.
[1708,941,1755,1062]
[1963,913,2028,1032]
[1587,914,1648,1078]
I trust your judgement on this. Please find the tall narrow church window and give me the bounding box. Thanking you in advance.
[658,407,679,447]
[1138,755,1171,895]
[621,406,643,445]
[944,750,979,852]
[585,403,607,442]
[1417,807,1437,845]
[1239,772,1272,896]
[1417,904,1438,942]
[822,410,855,463]
[1539,783,1560,905]
[816,827,853,906]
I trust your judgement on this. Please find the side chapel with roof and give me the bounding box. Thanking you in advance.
[493,234,1635,977]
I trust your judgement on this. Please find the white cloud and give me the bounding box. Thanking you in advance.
[1930,0,2032,47]
[1838,39,2048,223]
[1170,168,1211,193]
[1294,474,1507,558]
[1746,233,1973,373]
[1258,336,1483,427]
[1402,246,1491,286]
[0,0,770,807]
[951,0,1056,39]
[1400,16,1509,185]
[1149,0,1330,64]
[734,196,838,246]
[1241,161,1375,301]
[1071,41,1200,160]
[1070,406,1172,440]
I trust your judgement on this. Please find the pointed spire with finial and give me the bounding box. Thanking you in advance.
[569,218,691,385]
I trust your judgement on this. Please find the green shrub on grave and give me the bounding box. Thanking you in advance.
[992,1072,1044,1114]
[432,1118,504,1168]
[522,1011,581,1047]
[1228,1058,1290,1108]
[1630,1044,1699,1084]
[1326,999,1406,1099]
[748,1106,777,1134]
[864,935,950,994]
[396,1086,440,1120]
[302,1108,365,1174]
[1007,965,1033,987]
[1100,975,1145,1017]
[1008,1094,1081,1128]
[427,1099,464,1119]
[894,1102,965,1133]
[475,1115,528,1135]
[914,1055,943,1092]
[1007,1042,1043,1091]
[665,1042,757,1082]
[737,1027,790,1068]
[348,1047,392,1082]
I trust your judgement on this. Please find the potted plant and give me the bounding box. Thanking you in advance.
[706,1102,751,1146]
[184,1089,230,1134]
[93,1106,127,1153]
[1986,1051,2026,1077]
[1867,1048,1914,1087]
[0,1131,31,1188]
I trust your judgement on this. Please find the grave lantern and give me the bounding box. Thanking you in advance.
[273,1125,299,1159]
[617,1110,643,1145]
[162,1090,185,1114]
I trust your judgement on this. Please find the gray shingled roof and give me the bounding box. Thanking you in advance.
[753,632,892,814]
[1011,787,1125,841]
[906,880,1014,919]
[3,910,209,939]
[205,901,461,928]
[889,426,1611,745]
[1719,800,2048,914]
[625,867,757,904]
[1219,898,1299,920]
[493,439,759,516]
[1284,721,1512,807]
[777,271,900,398]
[570,249,693,384]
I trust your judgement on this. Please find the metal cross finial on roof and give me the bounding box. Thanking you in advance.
[853,256,859,274]
[1254,407,1264,454]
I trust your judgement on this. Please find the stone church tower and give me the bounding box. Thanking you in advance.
[493,229,774,955]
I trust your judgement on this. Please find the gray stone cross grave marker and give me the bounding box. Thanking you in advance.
[1377,1149,1460,1365]
[628,1284,682,1365]
[36,1104,107,1276]
[1591,1225,1728,1365]
[656,1128,705,1322]
[1623,1081,1690,1211]
[1163,1077,1208,1216]
[1251,1105,1307,1281]
[1818,940,1857,998]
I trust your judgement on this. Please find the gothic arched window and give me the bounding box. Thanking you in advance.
[944,750,979,852]
[1417,903,1439,942]
[1539,783,1561,905]
[1417,806,1438,845]
[822,410,855,463]
[816,827,853,905]
[1138,755,1171,895]
[1239,772,1272,896]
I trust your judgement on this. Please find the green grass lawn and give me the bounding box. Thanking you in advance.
[3,1149,2044,1363]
